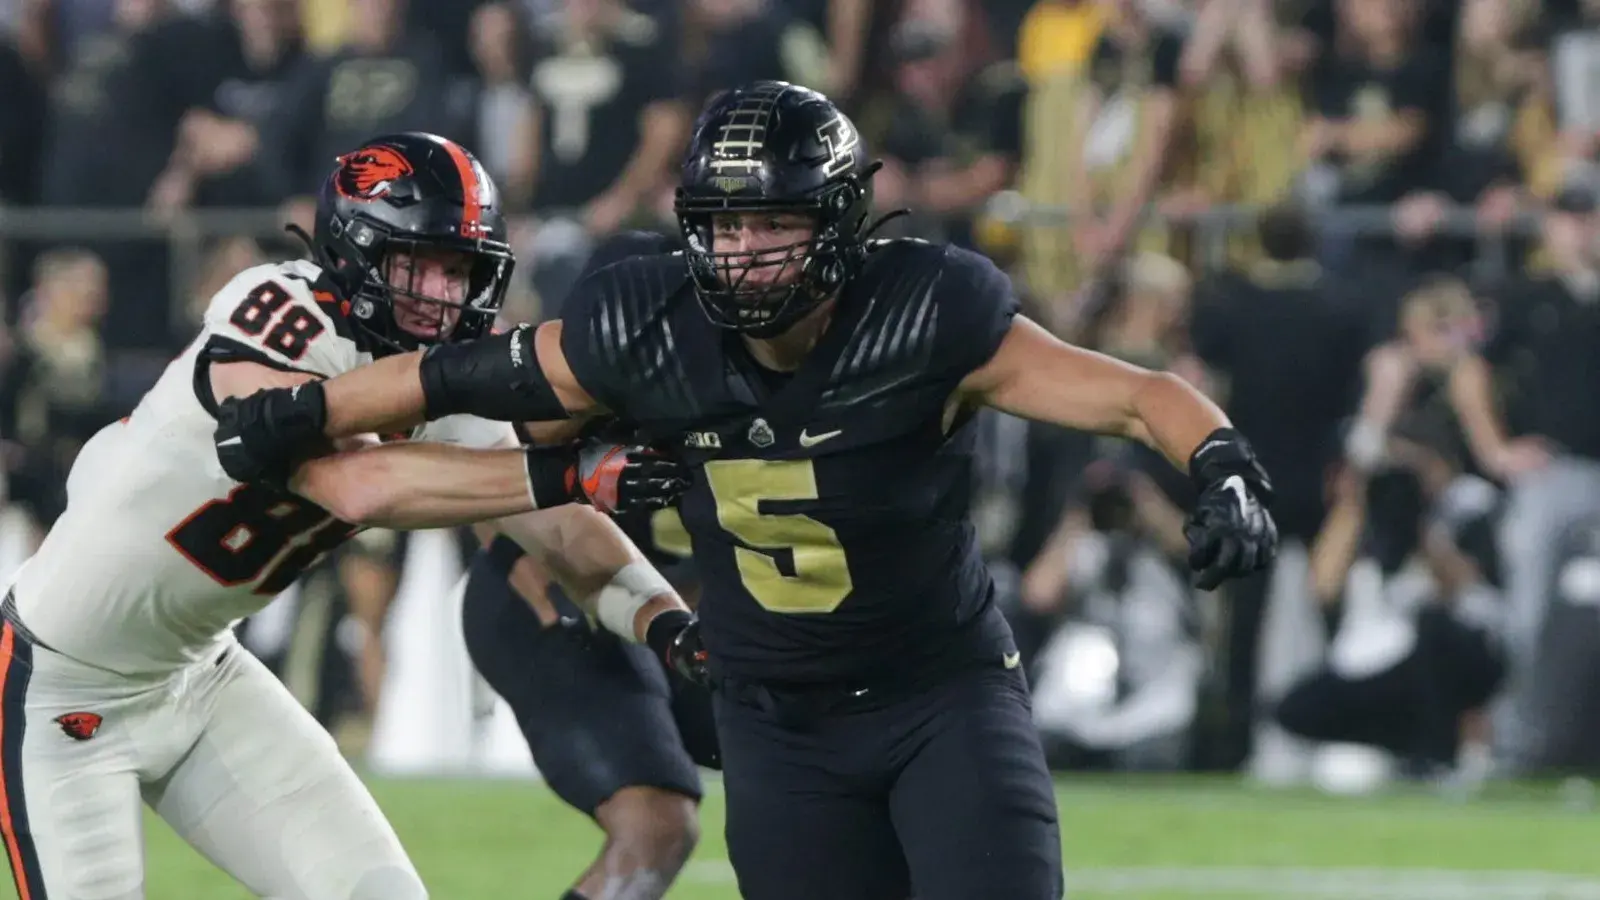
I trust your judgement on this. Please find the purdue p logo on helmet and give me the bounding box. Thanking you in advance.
[673,81,878,339]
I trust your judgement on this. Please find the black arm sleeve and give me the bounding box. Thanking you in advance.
[418,325,573,422]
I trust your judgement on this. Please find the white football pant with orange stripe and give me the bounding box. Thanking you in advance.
[0,627,425,900]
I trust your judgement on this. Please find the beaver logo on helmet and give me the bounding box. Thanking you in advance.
[333,145,414,201]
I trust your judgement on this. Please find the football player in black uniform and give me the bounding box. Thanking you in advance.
[214,82,1278,900]
[462,499,714,900]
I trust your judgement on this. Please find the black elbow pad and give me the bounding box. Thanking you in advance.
[418,325,572,422]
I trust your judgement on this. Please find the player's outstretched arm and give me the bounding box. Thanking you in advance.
[212,321,603,486]
[958,316,1228,468]
[959,316,1278,589]
[319,320,599,434]
[214,360,682,525]
[252,428,683,530]
[287,441,551,529]
[494,505,708,682]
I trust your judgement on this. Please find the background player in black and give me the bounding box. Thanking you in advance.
[215,82,1280,900]
[459,231,713,900]
[463,504,713,900]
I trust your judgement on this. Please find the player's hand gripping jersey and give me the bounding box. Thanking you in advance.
[7,260,514,674]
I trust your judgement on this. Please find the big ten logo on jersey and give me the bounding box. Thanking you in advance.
[684,430,722,450]
[816,114,859,178]
[325,59,419,126]
[533,53,622,163]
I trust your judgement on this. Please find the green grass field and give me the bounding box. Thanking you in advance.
[5,775,1599,899]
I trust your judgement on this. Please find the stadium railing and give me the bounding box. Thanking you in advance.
[0,199,1548,328]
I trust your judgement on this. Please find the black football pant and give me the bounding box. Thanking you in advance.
[459,553,714,815]
[714,664,1063,900]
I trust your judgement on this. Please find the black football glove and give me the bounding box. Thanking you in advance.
[522,441,688,514]
[572,441,690,515]
[214,382,330,487]
[646,610,710,687]
[1185,428,1279,590]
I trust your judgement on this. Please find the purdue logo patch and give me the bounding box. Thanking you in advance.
[747,418,776,448]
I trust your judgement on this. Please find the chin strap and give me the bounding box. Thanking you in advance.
[861,209,911,240]
[854,159,910,242]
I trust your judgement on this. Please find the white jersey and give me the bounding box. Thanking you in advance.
[7,260,515,674]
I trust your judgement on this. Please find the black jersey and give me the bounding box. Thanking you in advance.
[559,239,1021,685]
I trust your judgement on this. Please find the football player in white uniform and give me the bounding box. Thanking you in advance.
[0,133,694,900]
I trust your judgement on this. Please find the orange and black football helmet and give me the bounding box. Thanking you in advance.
[303,132,515,356]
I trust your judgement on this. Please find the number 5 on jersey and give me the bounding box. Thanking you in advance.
[705,459,853,614]
[230,281,326,361]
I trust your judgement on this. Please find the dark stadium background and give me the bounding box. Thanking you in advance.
[1,0,1598,895]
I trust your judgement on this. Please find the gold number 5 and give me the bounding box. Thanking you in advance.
[650,508,694,559]
[704,459,853,613]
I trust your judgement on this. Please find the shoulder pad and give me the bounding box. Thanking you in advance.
[559,253,693,415]
[200,261,362,378]
[580,231,684,281]
[929,245,1021,379]
[829,242,1018,396]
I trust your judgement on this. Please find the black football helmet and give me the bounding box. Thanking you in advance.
[302,132,515,356]
[674,81,876,338]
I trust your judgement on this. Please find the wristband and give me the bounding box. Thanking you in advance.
[522,445,579,510]
[646,609,696,663]
[273,379,329,448]
[1188,427,1273,501]
[596,561,676,642]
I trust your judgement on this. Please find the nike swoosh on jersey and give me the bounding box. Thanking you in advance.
[798,428,843,448]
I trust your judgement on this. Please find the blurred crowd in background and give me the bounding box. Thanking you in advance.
[4,0,1600,790]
